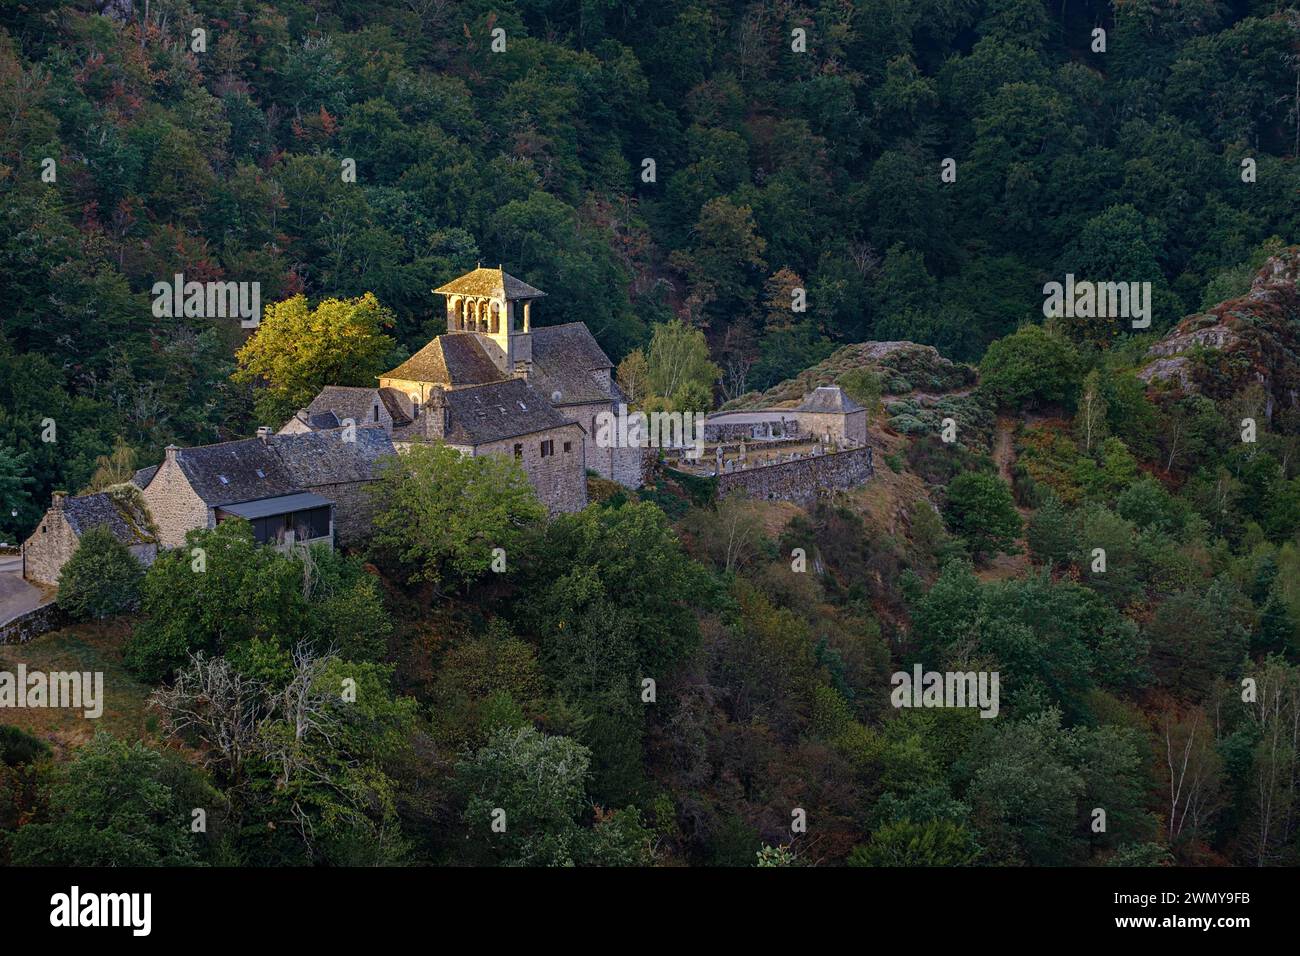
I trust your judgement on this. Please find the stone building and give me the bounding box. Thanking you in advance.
[704,385,867,447]
[290,266,645,511]
[280,385,412,435]
[137,425,394,549]
[22,487,158,586]
[791,386,868,445]
[395,377,587,514]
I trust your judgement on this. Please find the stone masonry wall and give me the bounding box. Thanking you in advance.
[303,480,377,548]
[21,508,79,586]
[141,457,212,548]
[716,446,874,505]
[461,422,587,514]
[0,601,66,645]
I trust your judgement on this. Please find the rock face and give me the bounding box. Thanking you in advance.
[1138,250,1300,418]
[725,341,976,410]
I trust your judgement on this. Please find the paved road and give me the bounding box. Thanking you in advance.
[0,554,48,626]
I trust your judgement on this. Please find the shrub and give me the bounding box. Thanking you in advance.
[56,525,143,620]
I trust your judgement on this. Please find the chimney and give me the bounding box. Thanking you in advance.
[51,491,67,511]
[165,443,179,464]
[424,388,449,440]
[257,426,272,443]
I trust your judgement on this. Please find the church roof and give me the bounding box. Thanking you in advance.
[396,379,577,446]
[796,385,865,414]
[433,267,545,300]
[381,334,506,387]
[529,323,616,405]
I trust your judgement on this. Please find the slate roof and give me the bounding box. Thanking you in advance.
[381,334,507,387]
[433,267,545,300]
[272,427,396,486]
[130,465,159,490]
[796,386,865,414]
[529,323,617,406]
[170,427,396,508]
[396,379,577,446]
[304,386,412,428]
[62,490,156,545]
[173,439,299,507]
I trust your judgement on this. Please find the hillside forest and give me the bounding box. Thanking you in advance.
[1,0,1300,866]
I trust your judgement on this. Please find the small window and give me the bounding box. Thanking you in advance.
[513,443,523,459]
[540,439,554,458]
[373,404,380,422]
[563,441,572,453]
[41,525,47,534]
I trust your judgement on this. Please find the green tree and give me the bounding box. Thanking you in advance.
[9,733,213,866]
[368,443,545,593]
[124,520,310,682]
[848,819,982,866]
[644,320,721,405]
[979,325,1083,410]
[233,293,397,426]
[944,472,1022,561]
[455,725,593,866]
[57,525,144,621]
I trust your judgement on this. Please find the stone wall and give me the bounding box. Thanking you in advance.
[141,456,211,548]
[704,418,803,442]
[21,508,80,586]
[462,422,588,514]
[793,409,868,445]
[715,446,874,504]
[0,601,66,645]
[303,480,377,548]
[560,400,616,479]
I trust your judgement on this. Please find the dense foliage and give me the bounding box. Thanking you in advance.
[1,0,1299,869]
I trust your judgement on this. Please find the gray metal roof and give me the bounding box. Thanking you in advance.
[218,492,333,519]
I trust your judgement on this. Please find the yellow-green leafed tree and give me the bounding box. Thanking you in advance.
[233,293,398,426]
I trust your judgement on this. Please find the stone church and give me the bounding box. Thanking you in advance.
[284,266,646,512]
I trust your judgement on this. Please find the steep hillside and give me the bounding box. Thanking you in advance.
[1139,249,1300,418]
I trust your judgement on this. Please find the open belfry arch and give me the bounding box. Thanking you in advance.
[435,264,545,377]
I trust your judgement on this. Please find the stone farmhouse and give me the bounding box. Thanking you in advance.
[21,486,158,586]
[283,266,645,512]
[137,425,395,550]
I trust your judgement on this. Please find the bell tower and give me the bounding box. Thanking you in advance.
[434,265,545,376]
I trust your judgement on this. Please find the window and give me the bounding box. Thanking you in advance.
[563,441,572,453]
[373,404,380,422]
[412,397,421,418]
[513,443,523,459]
[540,439,554,458]
[250,507,330,545]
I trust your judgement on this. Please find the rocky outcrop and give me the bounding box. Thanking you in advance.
[1138,250,1300,418]
[725,341,975,410]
